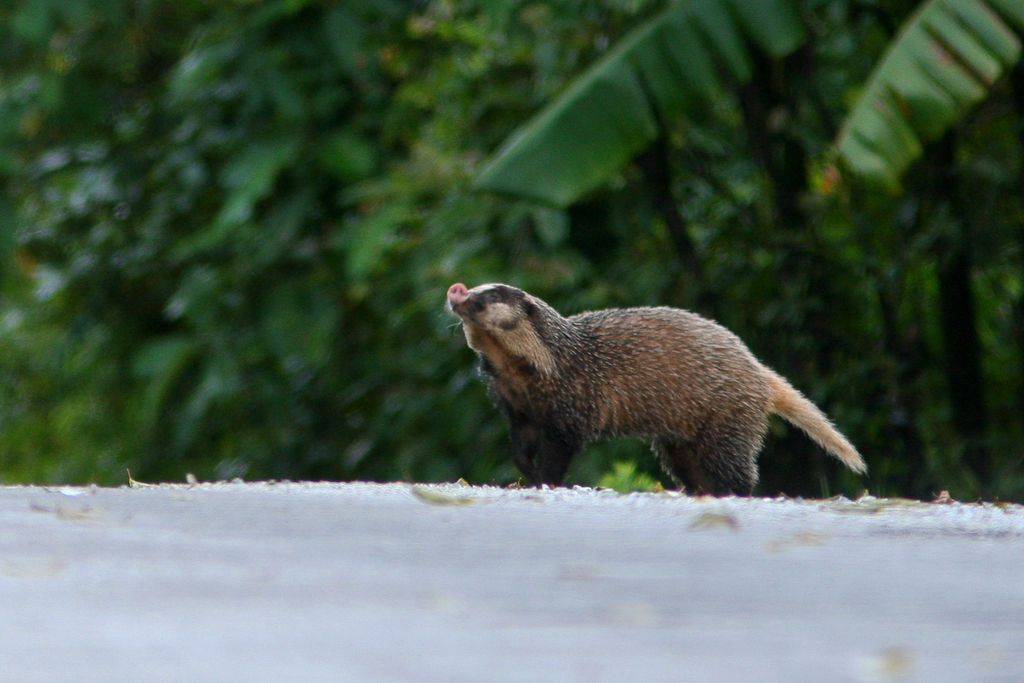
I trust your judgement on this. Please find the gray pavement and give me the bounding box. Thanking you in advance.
[0,481,1022,682]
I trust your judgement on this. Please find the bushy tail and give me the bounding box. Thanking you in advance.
[766,371,867,474]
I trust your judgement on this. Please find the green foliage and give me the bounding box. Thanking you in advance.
[838,0,1024,187]
[598,460,663,493]
[0,0,1022,503]
[0,0,662,486]
[475,0,807,206]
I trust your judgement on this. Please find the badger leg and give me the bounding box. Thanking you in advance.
[653,439,703,492]
[532,436,578,485]
[655,420,762,496]
[509,419,541,483]
[509,416,579,486]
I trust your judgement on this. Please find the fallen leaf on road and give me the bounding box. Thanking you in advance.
[689,511,739,532]
[29,501,108,522]
[1,557,66,579]
[764,530,830,554]
[827,496,929,515]
[409,485,477,506]
[127,469,157,488]
[855,646,914,682]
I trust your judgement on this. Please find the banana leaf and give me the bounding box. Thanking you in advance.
[474,0,807,207]
[837,0,1024,188]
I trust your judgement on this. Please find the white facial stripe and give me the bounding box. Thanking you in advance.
[469,283,502,295]
[503,325,556,375]
[483,304,557,376]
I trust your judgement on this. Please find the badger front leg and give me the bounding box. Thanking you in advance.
[508,415,579,486]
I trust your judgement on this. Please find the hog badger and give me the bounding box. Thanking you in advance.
[447,282,866,495]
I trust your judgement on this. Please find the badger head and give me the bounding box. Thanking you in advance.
[446,283,556,376]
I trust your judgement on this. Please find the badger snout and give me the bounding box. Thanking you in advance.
[447,282,470,310]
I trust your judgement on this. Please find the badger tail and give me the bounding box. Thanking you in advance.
[766,371,867,475]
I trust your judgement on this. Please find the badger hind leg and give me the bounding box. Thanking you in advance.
[653,439,712,493]
[654,420,762,496]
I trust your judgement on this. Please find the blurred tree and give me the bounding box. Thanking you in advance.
[837,0,1024,497]
[474,0,808,206]
[837,0,1024,186]
[0,0,1021,501]
[0,0,667,485]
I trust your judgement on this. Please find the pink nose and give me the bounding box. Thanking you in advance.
[447,282,469,306]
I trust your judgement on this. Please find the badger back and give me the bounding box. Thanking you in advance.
[569,307,772,438]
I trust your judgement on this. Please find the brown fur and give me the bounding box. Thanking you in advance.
[447,282,866,495]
